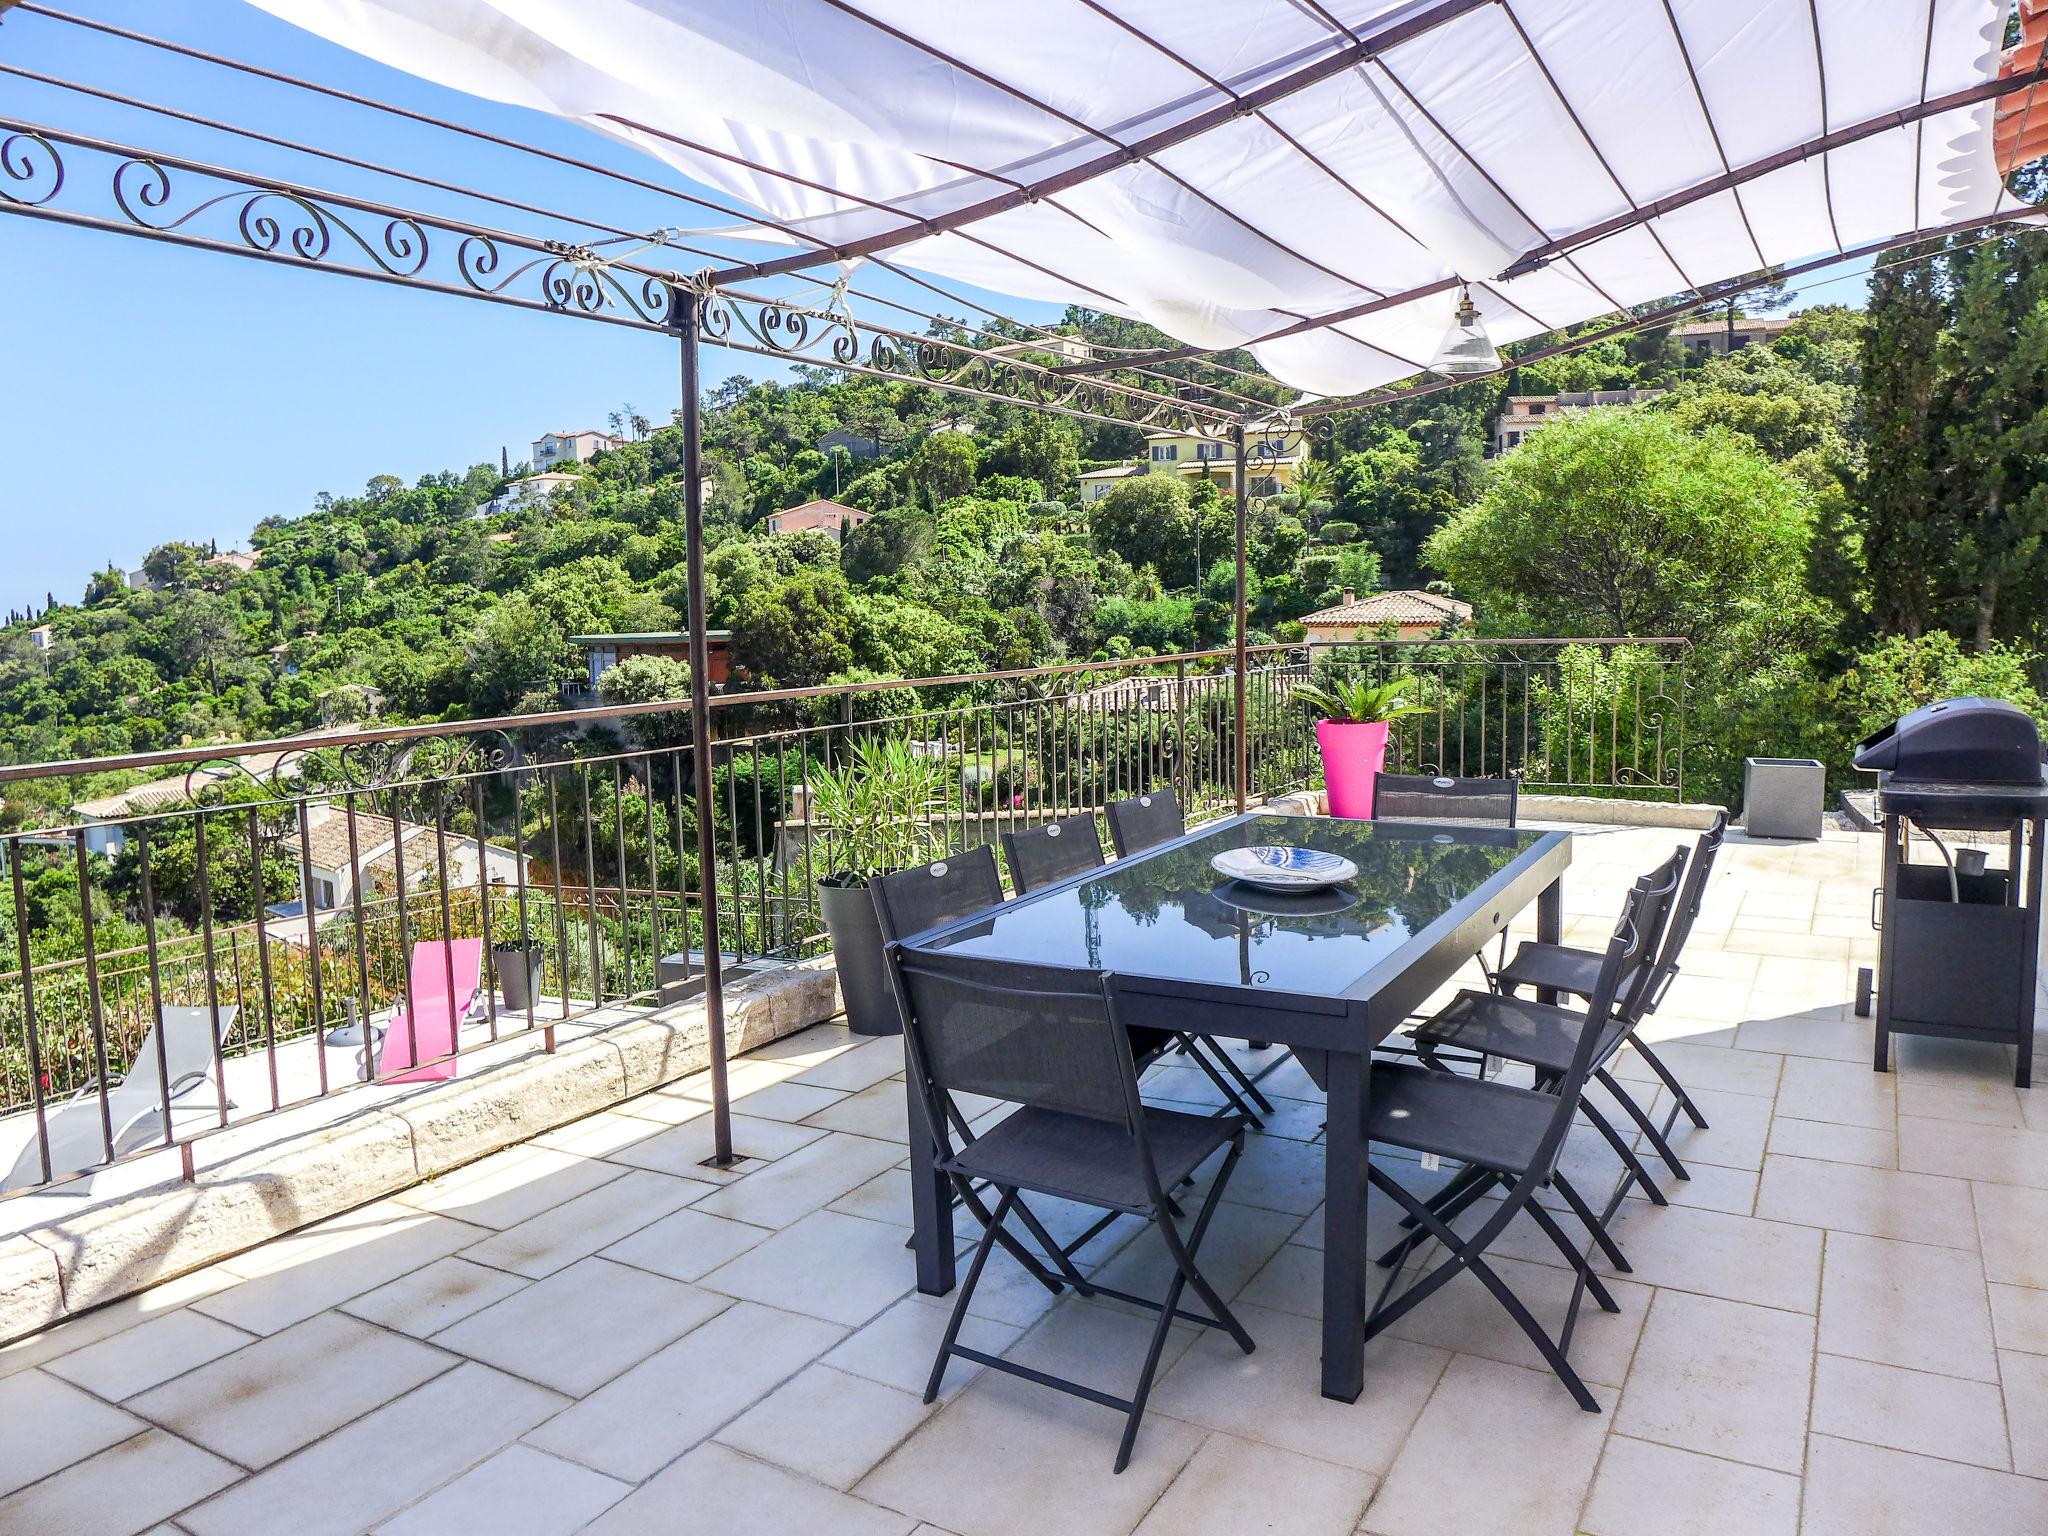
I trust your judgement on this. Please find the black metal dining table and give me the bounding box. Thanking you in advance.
[900,809,1573,1403]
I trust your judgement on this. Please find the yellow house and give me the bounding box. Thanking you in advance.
[1078,418,1307,502]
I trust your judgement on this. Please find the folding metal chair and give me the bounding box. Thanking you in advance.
[1362,878,1659,1412]
[1497,810,1728,1135]
[1407,845,1688,1207]
[999,815,1275,1126]
[1371,772,1519,828]
[1104,787,1185,856]
[885,941,1255,1471]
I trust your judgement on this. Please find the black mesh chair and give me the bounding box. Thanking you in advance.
[1105,787,1185,856]
[1001,814,1274,1125]
[885,943,1254,1472]
[1362,878,1658,1412]
[1402,844,1689,1241]
[1497,810,1727,1136]
[1371,773,1519,827]
[999,812,1106,892]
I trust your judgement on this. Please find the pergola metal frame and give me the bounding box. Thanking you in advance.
[4,0,2045,1163]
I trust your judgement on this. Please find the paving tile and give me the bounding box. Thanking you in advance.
[525,1301,845,1481]
[823,1295,1022,1399]
[603,1111,824,1179]
[2004,1347,2048,1478]
[392,1144,625,1229]
[1800,1433,2048,1536]
[43,1309,255,1402]
[193,1204,495,1334]
[856,1369,1201,1536]
[1773,1056,1895,1128]
[1613,1040,1783,1098]
[688,1132,906,1229]
[1989,1282,2048,1355]
[1810,1352,2010,1468]
[716,1362,935,1489]
[1150,1302,1448,1473]
[1214,1131,1326,1216]
[698,1208,919,1326]
[1623,1157,1759,1214]
[0,1427,238,1536]
[830,1167,918,1228]
[1897,1078,2027,1128]
[126,1311,452,1469]
[1132,1431,1373,1536]
[1614,1289,1814,1474]
[1003,1289,1205,1398]
[599,1203,773,1282]
[718,1078,849,1122]
[431,1255,728,1396]
[801,1078,915,1141]
[0,1368,147,1497]
[339,1255,532,1338]
[590,1441,914,1536]
[1766,1115,1898,1169]
[1591,1203,1821,1313]
[1818,1231,1997,1381]
[1084,1199,1299,1304]
[1661,1085,1774,1171]
[374,1444,628,1535]
[0,1264,239,1382]
[790,1035,906,1092]
[1755,1155,1978,1249]
[1378,1252,1652,1390]
[1365,1354,1609,1536]
[1900,1117,2048,1190]
[1580,1434,1799,1536]
[458,1168,707,1278]
[1973,1182,2048,1287]
[181,1364,566,1536]
[1734,1013,1872,1063]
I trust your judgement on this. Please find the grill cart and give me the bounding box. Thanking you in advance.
[1853,697,2048,1089]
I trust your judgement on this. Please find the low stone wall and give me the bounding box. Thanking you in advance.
[1263,787,1723,830]
[0,961,840,1345]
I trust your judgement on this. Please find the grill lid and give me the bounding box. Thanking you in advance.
[1854,696,2044,784]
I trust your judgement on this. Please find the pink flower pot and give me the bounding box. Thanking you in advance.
[1316,718,1390,820]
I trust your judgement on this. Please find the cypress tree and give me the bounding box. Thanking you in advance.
[1858,242,1948,638]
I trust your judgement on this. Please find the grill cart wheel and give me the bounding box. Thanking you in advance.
[1854,967,1874,1019]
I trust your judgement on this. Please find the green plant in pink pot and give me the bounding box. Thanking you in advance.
[1293,676,1430,819]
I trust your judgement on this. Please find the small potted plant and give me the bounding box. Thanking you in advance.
[809,736,949,1035]
[1293,675,1430,819]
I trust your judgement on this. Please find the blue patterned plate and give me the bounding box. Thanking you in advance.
[1210,844,1360,893]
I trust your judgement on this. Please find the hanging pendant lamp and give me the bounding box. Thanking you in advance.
[1429,284,1500,376]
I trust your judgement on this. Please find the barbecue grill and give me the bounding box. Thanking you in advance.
[1853,697,2048,1088]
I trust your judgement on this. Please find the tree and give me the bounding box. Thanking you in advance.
[840,507,935,585]
[464,594,568,712]
[1859,242,1949,638]
[595,653,693,748]
[910,432,979,504]
[730,568,856,688]
[1089,474,1196,584]
[987,417,1079,499]
[1424,409,1816,643]
[1939,232,2048,647]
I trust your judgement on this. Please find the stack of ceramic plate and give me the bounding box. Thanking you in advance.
[1210,844,1359,893]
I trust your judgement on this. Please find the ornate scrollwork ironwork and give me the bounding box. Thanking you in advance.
[2,118,1242,432]
[0,129,64,206]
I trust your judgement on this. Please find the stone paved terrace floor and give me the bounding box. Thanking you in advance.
[4,824,2047,1536]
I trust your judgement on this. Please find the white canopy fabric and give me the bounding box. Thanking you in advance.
[253,0,2031,398]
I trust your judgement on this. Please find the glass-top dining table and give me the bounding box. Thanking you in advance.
[900,810,1573,1403]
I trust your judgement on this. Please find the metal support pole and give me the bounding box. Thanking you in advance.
[1232,424,1249,814]
[676,288,734,1166]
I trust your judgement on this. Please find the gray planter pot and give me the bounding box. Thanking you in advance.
[1743,757,1826,841]
[493,943,545,1013]
[818,876,901,1036]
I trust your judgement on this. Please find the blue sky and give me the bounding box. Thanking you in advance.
[0,2,1881,614]
[0,0,1067,610]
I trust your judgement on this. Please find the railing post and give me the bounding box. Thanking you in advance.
[1231,424,1249,814]
[674,285,735,1168]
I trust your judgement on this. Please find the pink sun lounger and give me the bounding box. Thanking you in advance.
[376,938,485,1083]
